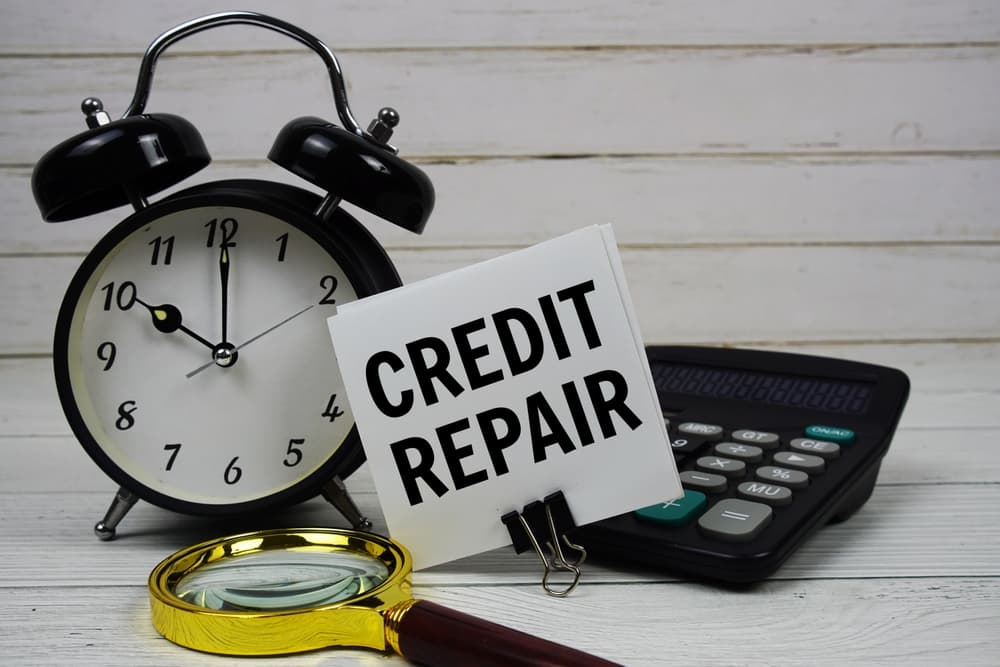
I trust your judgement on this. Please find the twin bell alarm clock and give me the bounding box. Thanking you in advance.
[30,12,434,539]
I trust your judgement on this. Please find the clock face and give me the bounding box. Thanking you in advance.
[56,193,380,511]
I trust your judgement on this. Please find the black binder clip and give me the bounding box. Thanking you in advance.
[501,491,588,597]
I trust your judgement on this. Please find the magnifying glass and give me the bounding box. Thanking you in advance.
[149,528,620,666]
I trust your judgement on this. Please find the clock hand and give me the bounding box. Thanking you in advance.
[185,304,316,379]
[135,298,215,351]
[219,245,230,345]
[234,304,315,350]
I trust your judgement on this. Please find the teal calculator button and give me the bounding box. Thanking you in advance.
[804,425,855,445]
[634,490,707,526]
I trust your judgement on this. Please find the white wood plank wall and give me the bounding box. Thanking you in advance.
[1,2,998,665]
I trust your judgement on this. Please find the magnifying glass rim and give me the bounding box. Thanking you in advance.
[148,527,412,655]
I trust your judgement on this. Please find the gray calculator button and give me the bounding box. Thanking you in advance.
[756,466,809,489]
[789,438,841,459]
[696,456,746,478]
[715,442,763,462]
[698,499,772,542]
[731,429,780,449]
[737,481,793,506]
[678,422,724,438]
[680,470,728,493]
[773,451,825,473]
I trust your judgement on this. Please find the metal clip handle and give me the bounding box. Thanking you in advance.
[517,505,588,597]
[502,492,588,597]
[121,10,372,142]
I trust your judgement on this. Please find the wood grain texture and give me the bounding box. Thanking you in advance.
[7,156,1000,253]
[5,424,1000,493]
[2,577,998,666]
[2,2,998,665]
[3,245,997,355]
[4,342,999,436]
[6,47,1000,163]
[3,1,999,54]
[1,483,998,589]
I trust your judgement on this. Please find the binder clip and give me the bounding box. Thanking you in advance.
[501,491,588,597]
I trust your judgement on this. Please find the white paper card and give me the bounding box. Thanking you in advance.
[328,225,681,569]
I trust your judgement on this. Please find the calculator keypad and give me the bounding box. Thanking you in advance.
[804,425,855,444]
[789,438,840,459]
[737,481,793,506]
[731,429,781,448]
[678,470,727,493]
[696,456,746,477]
[697,499,773,542]
[756,466,809,489]
[636,420,853,541]
[715,443,763,461]
[773,451,825,473]
[634,490,707,526]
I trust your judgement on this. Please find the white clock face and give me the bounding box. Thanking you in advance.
[61,203,362,506]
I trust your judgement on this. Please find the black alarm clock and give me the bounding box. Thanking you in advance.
[30,12,434,540]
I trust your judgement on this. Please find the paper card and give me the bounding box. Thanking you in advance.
[328,225,681,569]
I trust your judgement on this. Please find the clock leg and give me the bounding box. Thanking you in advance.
[93,487,139,541]
[320,476,372,531]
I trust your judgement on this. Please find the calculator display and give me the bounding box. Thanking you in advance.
[651,362,873,415]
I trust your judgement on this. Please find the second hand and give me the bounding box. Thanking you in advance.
[186,304,316,379]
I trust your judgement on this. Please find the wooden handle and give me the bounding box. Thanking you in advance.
[395,600,622,667]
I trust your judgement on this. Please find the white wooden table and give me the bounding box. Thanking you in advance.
[2,2,998,664]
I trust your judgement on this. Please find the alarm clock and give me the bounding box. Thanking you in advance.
[30,12,434,540]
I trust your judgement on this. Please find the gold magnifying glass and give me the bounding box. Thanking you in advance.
[149,528,619,666]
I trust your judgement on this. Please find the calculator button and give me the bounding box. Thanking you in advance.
[677,422,724,438]
[634,490,707,527]
[680,470,728,493]
[737,481,793,506]
[756,466,809,489]
[804,425,855,445]
[773,451,826,473]
[669,437,704,454]
[696,456,746,478]
[789,438,841,459]
[731,429,780,449]
[698,499,772,542]
[714,442,763,462]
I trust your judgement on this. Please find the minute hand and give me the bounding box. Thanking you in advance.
[220,245,231,344]
[185,305,315,379]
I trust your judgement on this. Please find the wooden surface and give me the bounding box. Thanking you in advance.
[1,2,998,665]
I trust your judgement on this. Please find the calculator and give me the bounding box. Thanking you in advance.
[571,345,910,583]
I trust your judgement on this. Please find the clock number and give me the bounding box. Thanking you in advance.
[97,341,117,371]
[115,400,137,430]
[283,438,305,467]
[163,443,182,471]
[205,217,238,248]
[148,235,175,265]
[100,281,137,311]
[224,456,243,485]
[275,233,289,262]
[319,275,338,305]
[322,394,345,422]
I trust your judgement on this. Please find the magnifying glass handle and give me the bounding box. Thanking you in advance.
[388,600,622,667]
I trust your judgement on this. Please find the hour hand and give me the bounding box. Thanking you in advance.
[136,299,214,350]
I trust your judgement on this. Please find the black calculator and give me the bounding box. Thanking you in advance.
[571,345,910,583]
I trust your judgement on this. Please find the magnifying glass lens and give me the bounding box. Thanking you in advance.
[174,550,389,611]
[150,529,619,665]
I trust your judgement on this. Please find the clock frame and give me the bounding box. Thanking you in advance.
[31,12,434,538]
